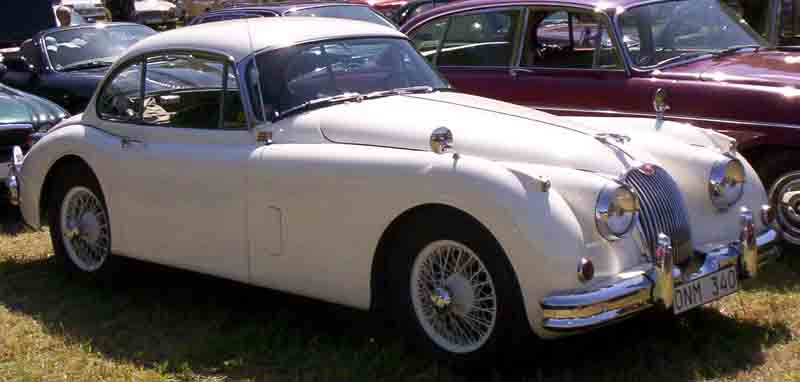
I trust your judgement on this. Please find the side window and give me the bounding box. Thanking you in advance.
[523,9,622,69]
[142,53,247,130]
[97,60,143,122]
[409,17,448,63]
[438,9,522,67]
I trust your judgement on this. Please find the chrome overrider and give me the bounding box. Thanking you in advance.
[541,206,782,332]
[6,146,23,206]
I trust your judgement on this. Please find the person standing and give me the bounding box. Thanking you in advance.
[55,5,73,26]
[106,0,136,22]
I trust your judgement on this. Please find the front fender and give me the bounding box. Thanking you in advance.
[17,124,122,247]
[567,116,770,246]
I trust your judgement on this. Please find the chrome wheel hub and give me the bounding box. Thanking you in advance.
[60,186,110,272]
[410,240,497,354]
[770,173,800,245]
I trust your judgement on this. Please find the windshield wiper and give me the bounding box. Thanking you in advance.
[277,92,364,120]
[363,86,436,99]
[60,60,114,71]
[653,51,711,67]
[711,44,761,57]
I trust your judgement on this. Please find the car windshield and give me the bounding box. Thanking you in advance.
[286,5,395,28]
[617,0,767,68]
[44,25,156,71]
[253,37,449,119]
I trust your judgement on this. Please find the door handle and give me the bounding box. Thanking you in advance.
[120,137,143,149]
[510,67,535,77]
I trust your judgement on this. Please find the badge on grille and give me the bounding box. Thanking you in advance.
[639,163,656,176]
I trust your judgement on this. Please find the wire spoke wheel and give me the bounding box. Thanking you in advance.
[769,171,800,245]
[410,240,497,354]
[59,186,110,272]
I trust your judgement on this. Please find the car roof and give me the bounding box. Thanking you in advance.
[122,16,405,62]
[213,1,370,15]
[402,0,651,26]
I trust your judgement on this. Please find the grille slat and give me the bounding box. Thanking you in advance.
[624,167,692,265]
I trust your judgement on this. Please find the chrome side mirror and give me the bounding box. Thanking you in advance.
[653,88,670,122]
[430,127,454,155]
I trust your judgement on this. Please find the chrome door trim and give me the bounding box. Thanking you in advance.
[533,105,800,130]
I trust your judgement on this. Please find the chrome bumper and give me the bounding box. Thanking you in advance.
[541,206,782,332]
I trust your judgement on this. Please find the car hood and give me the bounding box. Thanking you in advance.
[135,0,176,12]
[317,91,657,177]
[0,83,67,125]
[658,50,800,87]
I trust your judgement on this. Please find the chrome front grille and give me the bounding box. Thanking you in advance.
[623,166,693,265]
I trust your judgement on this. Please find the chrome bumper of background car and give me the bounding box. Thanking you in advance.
[6,146,22,206]
[540,206,782,332]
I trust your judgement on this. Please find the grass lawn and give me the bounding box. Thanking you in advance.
[0,203,798,381]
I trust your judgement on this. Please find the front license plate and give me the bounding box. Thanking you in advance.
[673,267,738,314]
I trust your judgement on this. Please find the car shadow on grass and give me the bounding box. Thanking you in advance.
[0,203,28,235]
[1,253,794,382]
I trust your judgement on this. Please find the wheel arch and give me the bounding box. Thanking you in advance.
[38,154,98,226]
[369,203,523,314]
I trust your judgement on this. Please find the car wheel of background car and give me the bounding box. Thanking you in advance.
[758,151,800,247]
[768,171,800,247]
[387,210,533,367]
[47,163,117,279]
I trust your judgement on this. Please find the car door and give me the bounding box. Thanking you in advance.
[408,7,525,101]
[93,51,254,282]
[501,7,632,113]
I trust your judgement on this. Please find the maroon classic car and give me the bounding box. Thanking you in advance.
[402,0,800,245]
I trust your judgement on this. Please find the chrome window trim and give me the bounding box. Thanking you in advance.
[236,56,265,127]
[514,5,628,75]
[0,124,33,132]
[434,6,527,69]
[95,48,251,130]
[532,105,800,130]
[406,2,630,75]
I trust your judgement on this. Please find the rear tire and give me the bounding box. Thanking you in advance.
[47,163,117,280]
[386,212,533,368]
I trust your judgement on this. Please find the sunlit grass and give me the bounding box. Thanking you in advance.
[0,207,798,381]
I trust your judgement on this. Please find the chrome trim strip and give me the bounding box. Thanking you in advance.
[0,124,33,132]
[533,105,800,130]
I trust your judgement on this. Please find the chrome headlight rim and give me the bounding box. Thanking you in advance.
[595,184,640,241]
[709,157,746,210]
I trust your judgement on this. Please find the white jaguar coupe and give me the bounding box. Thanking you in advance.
[7,17,783,364]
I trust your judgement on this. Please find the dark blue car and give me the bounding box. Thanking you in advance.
[1,23,156,114]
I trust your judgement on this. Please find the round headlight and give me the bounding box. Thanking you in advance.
[596,185,640,240]
[709,158,745,210]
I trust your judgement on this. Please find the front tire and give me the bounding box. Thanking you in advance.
[757,152,800,246]
[48,164,115,279]
[387,214,532,367]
